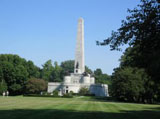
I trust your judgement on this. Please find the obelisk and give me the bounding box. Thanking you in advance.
[74,18,85,74]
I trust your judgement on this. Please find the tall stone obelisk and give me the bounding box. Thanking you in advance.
[74,18,85,74]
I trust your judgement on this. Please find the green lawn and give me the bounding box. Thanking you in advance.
[0,96,160,119]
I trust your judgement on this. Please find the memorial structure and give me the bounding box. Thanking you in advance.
[48,18,109,97]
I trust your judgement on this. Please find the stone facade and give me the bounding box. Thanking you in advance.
[48,73,109,97]
[74,18,85,74]
[47,18,109,97]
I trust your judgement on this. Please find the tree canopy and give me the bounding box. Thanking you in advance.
[97,0,160,103]
[0,54,40,95]
[94,69,111,84]
[98,0,160,51]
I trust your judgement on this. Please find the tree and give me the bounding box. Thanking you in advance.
[11,65,28,95]
[25,78,47,94]
[0,61,16,94]
[9,83,22,95]
[97,0,160,102]
[60,60,74,73]
[0,62,28,95]
[119,47,156,103]
[97,74,111,84]
[41,60,54,81]
[98,0,160,51]
[0,54,41,95]
[85,66,93,74]
[94,69,103,76]
[119,47,136,67]
[51,62,62,82]
[0,80,7,95]
[111,67,147,102]
[0,67,3,81]
[94,68,111,84]
[26,61,40,78]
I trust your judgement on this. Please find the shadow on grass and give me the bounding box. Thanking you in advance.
[83,96,160,105]
[0,107,160,119]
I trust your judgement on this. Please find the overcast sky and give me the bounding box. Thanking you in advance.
[0,0,140,75]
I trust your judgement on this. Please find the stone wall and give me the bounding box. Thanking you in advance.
[48,82,109,97]
[89,84,109,97]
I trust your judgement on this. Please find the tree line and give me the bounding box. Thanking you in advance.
[0,54,110,95]
[98,0,160,103]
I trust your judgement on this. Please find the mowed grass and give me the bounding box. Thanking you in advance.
[0,96,160,119]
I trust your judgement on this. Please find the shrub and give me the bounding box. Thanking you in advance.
[69,91,74,95]
[63,93,73,98]
[53,90,59,96]
[25,78,47,94]
[79,87,89,96]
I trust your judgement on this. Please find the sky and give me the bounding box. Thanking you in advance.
[0,0,140,75]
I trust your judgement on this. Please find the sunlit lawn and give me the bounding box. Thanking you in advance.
[0,96,160,119]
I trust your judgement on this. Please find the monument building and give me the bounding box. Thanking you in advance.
[48,18,109,97]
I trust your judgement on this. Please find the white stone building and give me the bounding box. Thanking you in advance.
[48,18,109,97]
